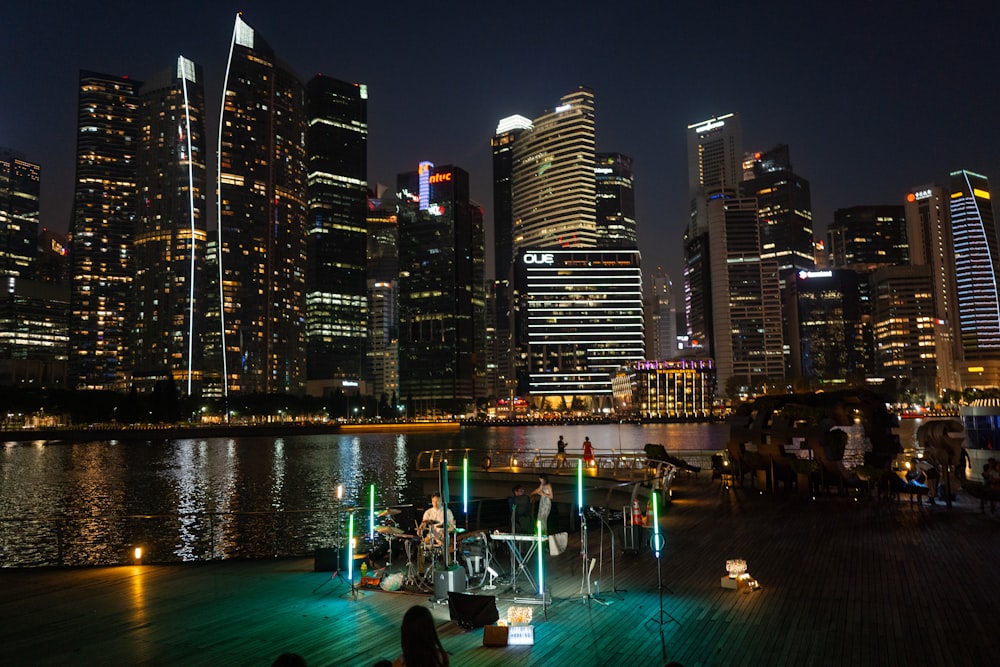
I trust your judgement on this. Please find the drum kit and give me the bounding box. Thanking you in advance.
[324,504,502,594]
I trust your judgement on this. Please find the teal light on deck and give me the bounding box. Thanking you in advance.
[348,513,355,581]
[577,458,583,513]
[653,490,661,557]
[369,484,375,541]
[463,456,468,515]
[536,519,544,596]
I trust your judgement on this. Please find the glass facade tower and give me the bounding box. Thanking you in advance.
[69,70,142,390]
[304,75,368,392]
[132,56,208,395]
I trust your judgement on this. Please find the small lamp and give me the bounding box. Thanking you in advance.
[726,559,747,579]
[133,547,143,564]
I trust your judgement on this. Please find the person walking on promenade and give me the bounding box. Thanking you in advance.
[556,435,567,468]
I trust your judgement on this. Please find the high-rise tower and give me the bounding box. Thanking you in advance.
[210,14,307,396]
[595,152,637,248]
[69,70,142,390]
[304,74,368,395]
[740,144,814,272]
[132,56,208,395]
[949,169,1000,387]
[683,113,743,357]
[397,164,485,417]
[511,87,597,251]
[0,148,40,278]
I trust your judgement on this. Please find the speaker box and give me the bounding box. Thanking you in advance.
[434,565,467,600]
[314,547,338,571]
[448,592,499,630]
[482,624,508,646]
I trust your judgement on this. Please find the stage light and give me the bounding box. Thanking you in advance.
[348,513,355,582]
[369,484,375,541]
[536,519,544,597]
[463,456,468,515]
[577,458,583,513]
[133,547,142,563]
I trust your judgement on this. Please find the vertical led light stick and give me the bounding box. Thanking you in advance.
[652,490,661,558]
[577,458,584,514]
[348,513,355,582]
[463,455,469,516]
[537,519,544,596]
[369,484,375,542]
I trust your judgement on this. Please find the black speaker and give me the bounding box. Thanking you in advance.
[448,592,499,630]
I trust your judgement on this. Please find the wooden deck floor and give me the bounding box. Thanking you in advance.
[3,474,1000,666]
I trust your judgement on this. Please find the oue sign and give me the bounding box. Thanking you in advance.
[523,253,555,265]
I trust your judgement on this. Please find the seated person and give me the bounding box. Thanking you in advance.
[419,492,455,546]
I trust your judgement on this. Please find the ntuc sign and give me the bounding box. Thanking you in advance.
[523,252,555,265]
[428,172,452,184]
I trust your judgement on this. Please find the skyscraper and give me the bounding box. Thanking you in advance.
[0,149,40,278]
[132,56,208,395]
[827,205,908,269]
[708,190,784,395]
[870,265,937,398]
[512,87,597,251]
[69,70,142,390]
[949,169,1000,387]
[684,113,743,356]
[595,152,637,248]
[905,184,960,392]
[365,189,399,414]
[211,14,307,396]
[490,115,532,401]
[646,269,678,360]
[740,144,814,272]
[515,248,645,411]
[304,74,368,395]
[397,164,485,417]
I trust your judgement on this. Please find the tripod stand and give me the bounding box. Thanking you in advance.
[644,532,679,629]
[313,503,359,600]
[589,507,624,602]
[576,510,607,606]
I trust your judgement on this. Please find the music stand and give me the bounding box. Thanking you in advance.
[589,507,624,602]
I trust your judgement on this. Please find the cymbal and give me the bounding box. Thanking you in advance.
[377,508,402,517]
[423,519,441,526]
[376,525,405,535]
[397,534,416,540]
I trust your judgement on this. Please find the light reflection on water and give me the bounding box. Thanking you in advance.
[0,422,725,567]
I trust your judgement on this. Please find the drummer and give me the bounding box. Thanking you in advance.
[419,492,455,546]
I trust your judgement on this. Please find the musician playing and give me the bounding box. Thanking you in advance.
[419,492,455,546]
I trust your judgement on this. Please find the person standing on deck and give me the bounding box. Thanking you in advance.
[582,436,595,466]
[556,435,567,468]
[530,473,553,534]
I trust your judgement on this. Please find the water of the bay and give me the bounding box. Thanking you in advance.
[0,422,726,567]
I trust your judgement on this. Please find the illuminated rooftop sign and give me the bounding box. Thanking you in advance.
[798,270,833,280]
[428,172,452,184]
[418,161,433,211]
[688,113,735,133]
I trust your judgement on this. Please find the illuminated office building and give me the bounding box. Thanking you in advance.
[870,265,937,399]
[304,75,368,395]
[595,152,637,248]
[740,144,814,272]
[827,205,908,269]
[949,169,1000,388]
[708,190,784,392]
[515,249,644,412]
[511,87,597,251]
[0,149,40,278]
[132,56,208,395]
[491,114,532,400]
[0,277,69,388]
[684,113,742,356]
[69,70,142,390]
[905,184,960,392]
[646,269,678,360]
[365,190,399,411]
[210,14,307,396]
[397,164,485,417]
[783,269,865,387]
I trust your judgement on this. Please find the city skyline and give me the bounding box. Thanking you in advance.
[3,2,998,283]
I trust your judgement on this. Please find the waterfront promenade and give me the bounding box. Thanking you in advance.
[3,473,999,666]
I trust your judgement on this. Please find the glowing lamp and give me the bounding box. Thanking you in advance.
[726,559,747,578]
[133,547,143,563]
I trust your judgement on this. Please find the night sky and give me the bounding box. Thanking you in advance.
[3,0,998,283]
